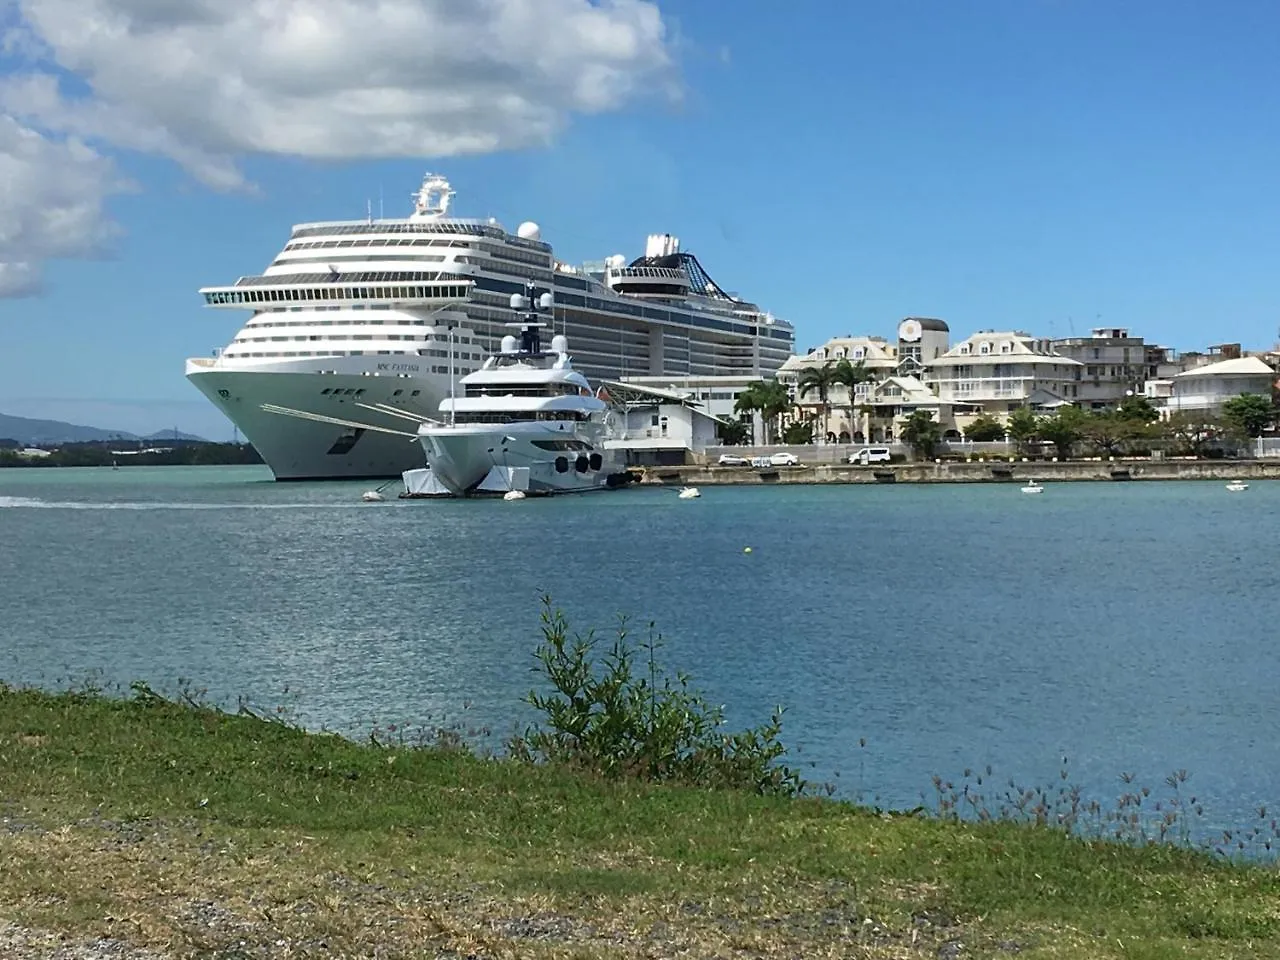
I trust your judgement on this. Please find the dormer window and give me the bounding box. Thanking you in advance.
[980,342,991,354]
[959,345,970,355]
[853,348,864,359]
[1000,342,1011,353]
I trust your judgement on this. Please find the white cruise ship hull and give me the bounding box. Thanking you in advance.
[186,357,446,480]
[418,420,621,496]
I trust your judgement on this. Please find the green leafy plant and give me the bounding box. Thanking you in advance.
[963,414,1006,442]
[510,598,803,797]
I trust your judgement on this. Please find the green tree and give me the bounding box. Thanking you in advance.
[900,410,942,459]
[715,418,749,446]
[832,358,874,443]
[963,414,1006,442]
[1081,410,1135,457]
[733,379,791,445]
[796,362,841,443]
[1005,406,1039,454]
[1163,411,1221,457]
[1037,406,1086,460]
[1117,394,1160,423]
[1222,393,1274,439]
[780,419,814,444]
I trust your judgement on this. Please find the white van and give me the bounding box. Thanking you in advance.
[849,446,892,465]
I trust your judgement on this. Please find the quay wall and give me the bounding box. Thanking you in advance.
[633,459,1280,486]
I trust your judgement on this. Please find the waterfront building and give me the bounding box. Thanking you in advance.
[599,382,725,466]
[857,376,978,443]
[1161,356,1275,416]
[779,319,952,440]
[925,331,1082,422]
[1049,327,1148,409]
[618,374,763,424]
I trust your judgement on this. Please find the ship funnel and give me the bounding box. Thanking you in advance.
[644,233,680,258]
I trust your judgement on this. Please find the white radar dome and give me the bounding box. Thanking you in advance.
[517,221,541,241]
[606,253,626,269]
[550,334,568,354]
[500,335,518,354]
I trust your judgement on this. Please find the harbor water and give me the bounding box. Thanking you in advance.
[1,465,1277,837]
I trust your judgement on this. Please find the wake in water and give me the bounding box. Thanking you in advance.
[0,496,376,510]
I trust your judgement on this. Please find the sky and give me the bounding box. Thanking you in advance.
[3,0,1280,439]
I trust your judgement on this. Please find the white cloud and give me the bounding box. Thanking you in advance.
[3,0,677,191]
[0,114,130,297]
[0,0,674,297]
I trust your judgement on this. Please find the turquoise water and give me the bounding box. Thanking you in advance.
[1,465,1278,833]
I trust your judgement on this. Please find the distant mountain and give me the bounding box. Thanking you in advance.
[142,428,208,442]
[0,412,207,445]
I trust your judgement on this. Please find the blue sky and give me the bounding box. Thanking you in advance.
[3,0,1280,438]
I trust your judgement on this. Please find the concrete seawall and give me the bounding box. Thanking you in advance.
[634,459,1280,486]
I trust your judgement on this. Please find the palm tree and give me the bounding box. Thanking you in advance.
[734,379,791,444]
[797,362,841,443]
[832,358,874,443]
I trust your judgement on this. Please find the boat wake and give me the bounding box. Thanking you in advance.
[0,496,371,511]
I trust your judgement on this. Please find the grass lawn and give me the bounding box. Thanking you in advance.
[1,684,1277,959]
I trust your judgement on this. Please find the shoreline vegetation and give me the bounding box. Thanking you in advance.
[0,441,262,469]
[3,600,1279,958]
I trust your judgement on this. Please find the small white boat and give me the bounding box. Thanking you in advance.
[1226,480,1249,492]
[503,489,527,501]
[360,490,385,502]
[1021,480,1044,495]
[677,486,701,499]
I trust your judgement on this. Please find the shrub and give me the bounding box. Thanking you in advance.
[510,597,803,797]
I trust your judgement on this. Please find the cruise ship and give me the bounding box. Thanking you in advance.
[186,174,794,479]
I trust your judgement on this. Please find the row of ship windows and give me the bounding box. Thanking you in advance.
[205,283,472,305]
[286,238,471,251]
[474,275,791,342]
[241,270,454,286]
[272,254,449,267]
[246,320,475,343]
[280,237,547,266]
[464,384,584,397]
[451,411,591,424]
[233,332,481,354]
[289,222,551,251]
[462,282,790,347]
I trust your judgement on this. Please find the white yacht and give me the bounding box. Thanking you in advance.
[186,173,794,480]
[404,296,626,497]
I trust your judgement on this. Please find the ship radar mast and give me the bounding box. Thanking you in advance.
[410,173,454,219]
[505,281,555,354]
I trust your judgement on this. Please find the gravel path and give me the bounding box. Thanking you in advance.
[0,923,167,960]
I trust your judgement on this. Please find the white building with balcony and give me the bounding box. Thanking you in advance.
[1163,357,1275,415]
[925,331,1081,420]
[779,336,899,441]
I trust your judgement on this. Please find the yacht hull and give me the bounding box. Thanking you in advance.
[186,358,446,480]
[418,420,622,496]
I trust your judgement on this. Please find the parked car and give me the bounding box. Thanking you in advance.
[770,452,800,466]
[848,446,892,465]
[717,453,750,466]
